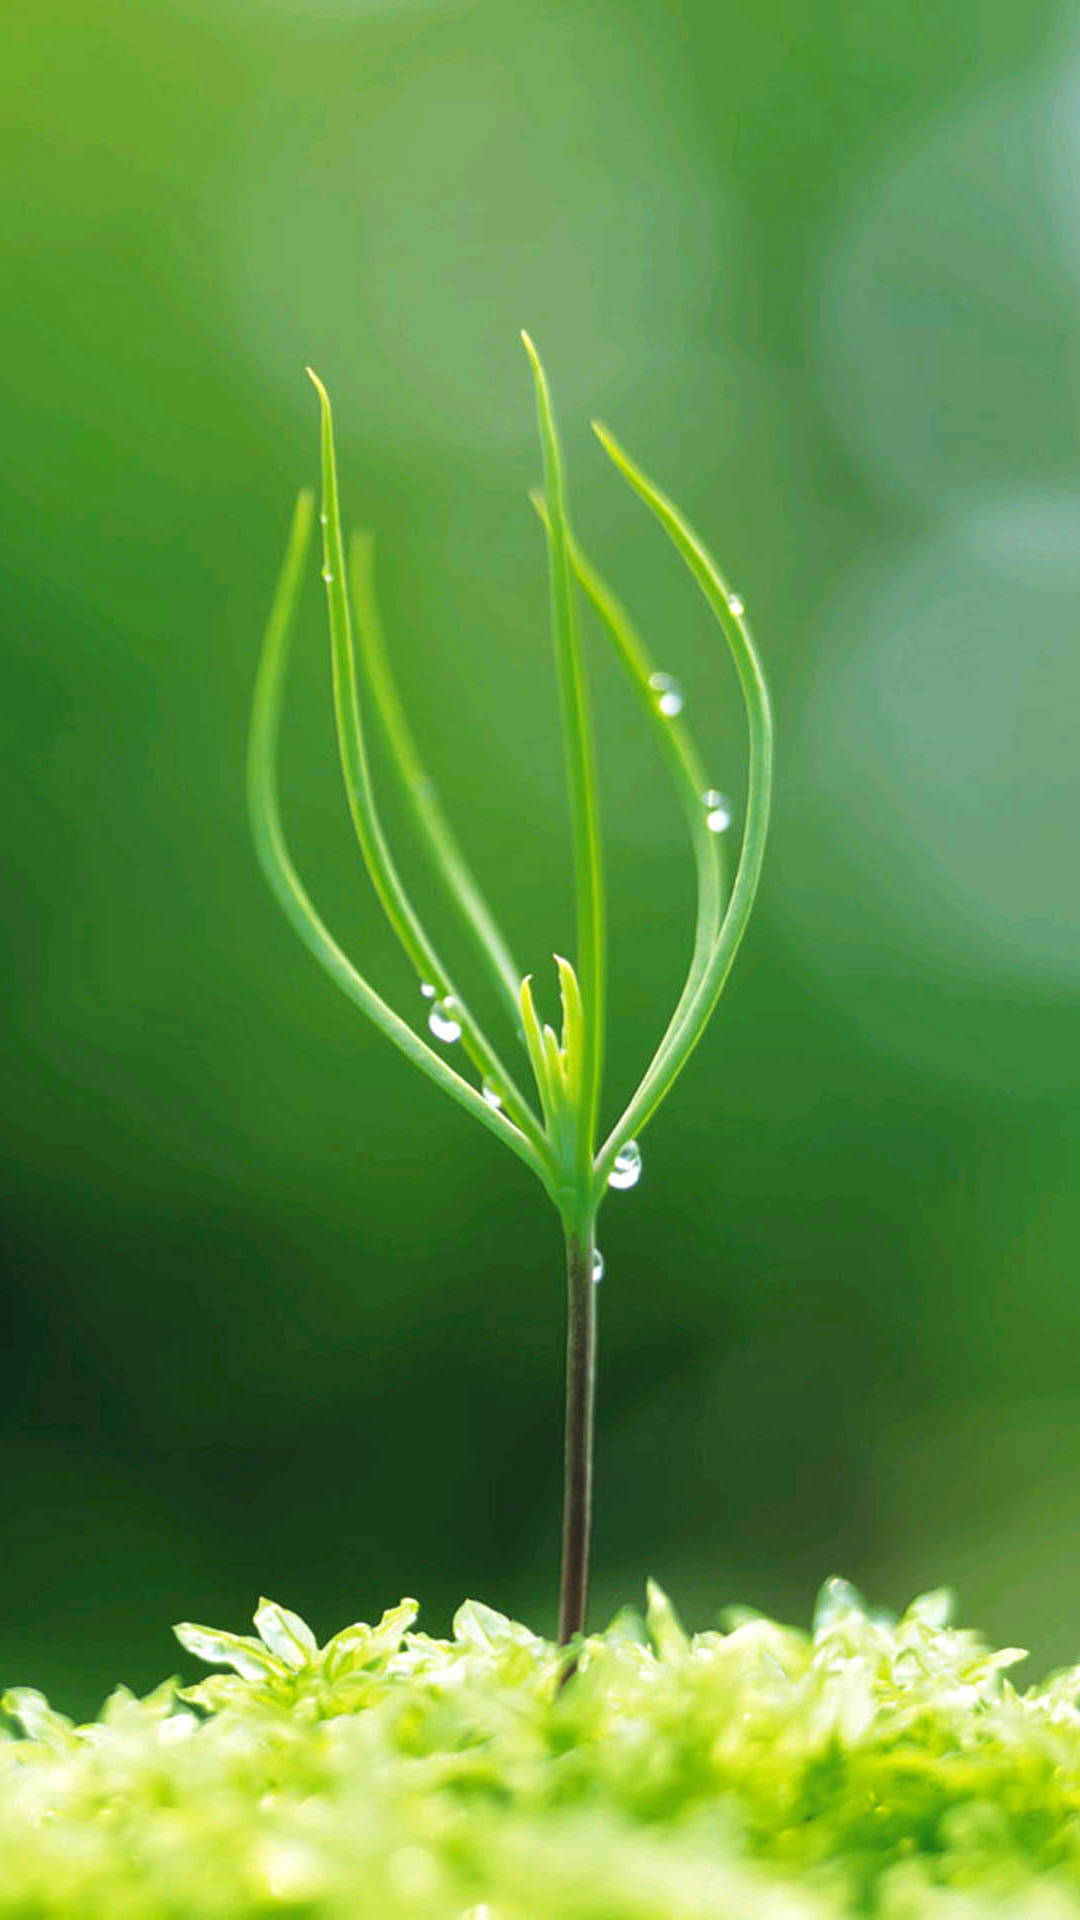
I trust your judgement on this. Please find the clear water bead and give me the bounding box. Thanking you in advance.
[703,789,732,833]
[591,1248,605,1284]
[727,593,745,617]
[428,997,462,1044]
[319,512,328,527]
[321,567,334,584]
[419,981,437,999]
[608,1139,642,1191]
[648,671,684,717]
[481,1079,503,1110]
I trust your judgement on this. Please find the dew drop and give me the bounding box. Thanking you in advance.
[727,593,745,618]
[703,789,732,834]
[648,671,684,718]
[428,997,462,1044]
[591,1248,605,1284]
[319,512,329,527]
[608,1138,642,1191]
[481,1079,503,1110]
[321,567,334,585]
[419,981,437,1000]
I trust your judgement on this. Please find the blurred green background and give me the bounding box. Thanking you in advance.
[2,0,1079,1715]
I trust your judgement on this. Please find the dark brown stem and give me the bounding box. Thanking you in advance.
[558,1225,597,1649]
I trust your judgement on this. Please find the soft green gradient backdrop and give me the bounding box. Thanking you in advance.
[2,0,1078,1714]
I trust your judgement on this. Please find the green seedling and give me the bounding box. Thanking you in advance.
[248,336,773,1646]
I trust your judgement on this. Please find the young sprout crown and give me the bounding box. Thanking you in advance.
[248,336,773,1641]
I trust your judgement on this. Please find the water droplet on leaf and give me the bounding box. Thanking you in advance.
[419,982,436,999]
[703,790,732,833]
[728,593,745,617]
[591,1248,605,1284]
[608,1139,642,1191]
[428,997,462,1043]
[648,671,683,717]
[321,567,334,584]
[481,1080,503,1110]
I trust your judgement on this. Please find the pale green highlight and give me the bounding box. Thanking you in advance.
[519,957,586,1171]
[6,1580,1080,1918]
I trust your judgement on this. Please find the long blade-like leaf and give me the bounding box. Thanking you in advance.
[590,426,773,1189]
[307,370,544,1151]
[521,334,605,1195]
[532,500,725,1177]
[247,489,553,1193]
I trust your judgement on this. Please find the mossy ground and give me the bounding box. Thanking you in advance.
[5,1580,1080,1918]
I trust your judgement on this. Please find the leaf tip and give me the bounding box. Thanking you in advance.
[520,330,547,390]
[305,365,330,408]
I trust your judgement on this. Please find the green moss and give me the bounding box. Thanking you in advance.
[5,1580,1080,1916]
